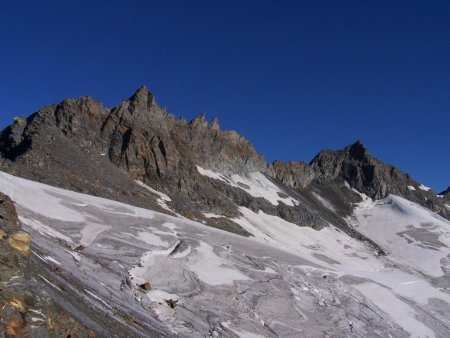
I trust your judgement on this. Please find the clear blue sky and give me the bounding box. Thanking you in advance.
[1,0,449,191]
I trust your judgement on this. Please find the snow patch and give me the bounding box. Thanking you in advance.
[418,184,431,191]
[311,192,336,212]
[38,274,62,292]
[80,223,111,247]
[135,180,173,213]
[147,289,179,303]
[203,213,223,219]
[196,166,298,206]
[196,166,229,183]
[221,321,265,338]
[354,283,435,338]
[43,255,61,265]
[85,289,113,309]
[189,242,251,286]
[20,216,74,244]
[353,194,450,278]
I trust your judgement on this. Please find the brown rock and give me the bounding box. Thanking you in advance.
[139,282,151,291]
[2,304,25,336]
[8,231,31,255]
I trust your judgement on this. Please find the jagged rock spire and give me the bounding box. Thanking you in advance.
[439,186,450,197]
[346,140,367,161]
[128,86,157,110]
[210,117,220,130]
[189,113,208,128]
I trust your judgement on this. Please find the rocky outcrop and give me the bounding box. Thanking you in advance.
[309,141,415,199]
[269,141,450,220]
[0,86,265,183]
[268,160,316,189]
[0,193,95,337]
[439,187,450,200]
[310,141,449,218]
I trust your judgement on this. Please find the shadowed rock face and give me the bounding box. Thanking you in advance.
[439,187,450,200]
[310,141,414,199]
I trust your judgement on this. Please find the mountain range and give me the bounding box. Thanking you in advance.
[0,87,449,337]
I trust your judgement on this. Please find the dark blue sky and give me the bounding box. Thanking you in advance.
[1,0,449,191]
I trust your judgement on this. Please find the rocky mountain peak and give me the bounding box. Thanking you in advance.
[128,85,157,110]
[189,113,208,128]
[439,187,450,201]
[268,140,449,219]
[439,186,450,194]
[210,117,220,130]
[56,95,107,120]
[0,86,267,201]
[346,140,367,161]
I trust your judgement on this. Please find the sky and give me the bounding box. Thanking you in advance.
[0,0,449,191]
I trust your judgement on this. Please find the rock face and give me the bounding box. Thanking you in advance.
[0,86,448,235]
[42,86,266,181]
[0,87,329,234]
[268,160,316,189]
[0,193,95,337]
[310,141,417,199]
[270,141,450,220]
[439,187,450,200]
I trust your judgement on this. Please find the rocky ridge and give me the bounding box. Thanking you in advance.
[270,141,449,219]
[439,186,450,200]
[0,86,448,236]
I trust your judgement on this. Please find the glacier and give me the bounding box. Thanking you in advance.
[1,170,449,337]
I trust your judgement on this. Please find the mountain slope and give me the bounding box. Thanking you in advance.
[0,86,449,336]
[1,171,450,337]
[1,86,447,239]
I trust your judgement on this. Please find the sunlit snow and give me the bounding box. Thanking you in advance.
[0,171,449,337]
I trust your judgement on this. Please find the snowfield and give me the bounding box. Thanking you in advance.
[196,166,299,206]
[1,171,449,337]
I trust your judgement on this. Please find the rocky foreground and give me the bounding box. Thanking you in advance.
[0,193,96,337]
